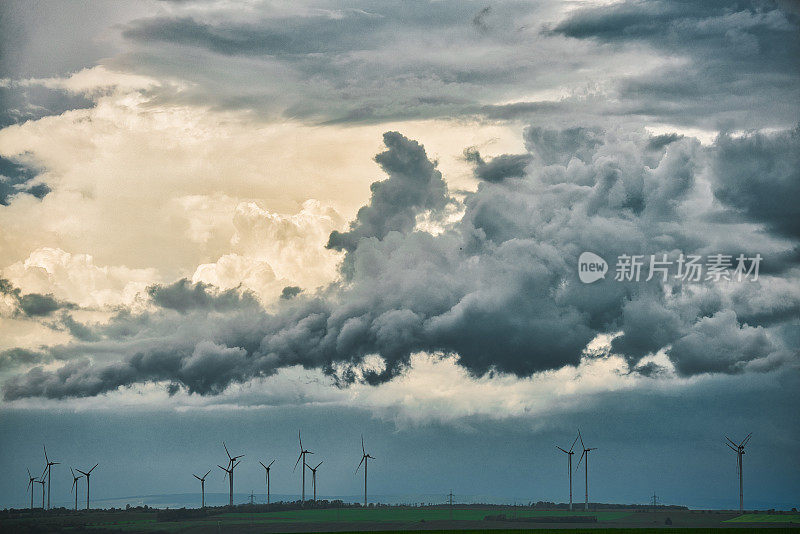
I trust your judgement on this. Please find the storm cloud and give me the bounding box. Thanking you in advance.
[3,125,798,400]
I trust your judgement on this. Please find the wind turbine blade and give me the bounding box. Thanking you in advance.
[578,429,585,450]
[556,446,568,454]
[204,469,211,479]
[725,436,738,448]
[726,443,738,452]
[576,450,585,470]
[570,433,580,452]
[28,467,32,477]
[294,453,303,471]
[741,432,753,447]
[268,460,275,468]
[194,474,201,481]
[298,430,303,451]
[315,461,323,469]
[356,455,365,474]
[70,467,75,478]
[223,442,232,460]
[76,470,88,476]
[362,434,365,455]
[89,463,98,474]
[44,445,49,463]
[260,461,267,469]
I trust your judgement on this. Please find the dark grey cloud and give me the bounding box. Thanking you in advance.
[0,348,47,371]
[711,127,800,239]
[3,126,798,400]
[668,310,779,376]
[549,0,800,130]
[0,155,49,205]
[146,278,260,313]
[280,286,302,300]
[327,131,451,254]
[464,147,531,182]
[0,278,74,317]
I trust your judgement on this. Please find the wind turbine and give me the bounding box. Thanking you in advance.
[575,430,597,511]
[726,432,752,512]
[306,461,323,502]
[193,469,211,508]
[75,464,98,510]
[557,433,580,511]
[35,478,45,509]
[43,445,59,510]
[218,442,243,507]
[259,460,275,506]
[70,468,83,511]
[356,435,375,507]
[294,431,313,503]
[26,468,37,510]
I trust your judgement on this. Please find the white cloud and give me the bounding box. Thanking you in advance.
[3,247,159,308]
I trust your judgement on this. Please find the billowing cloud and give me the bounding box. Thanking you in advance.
[327,132,451,254]
[711,127,800,238]
[0,277,75,318]
[3,125,798,400]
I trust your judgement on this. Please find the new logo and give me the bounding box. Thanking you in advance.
[578,252,608,283]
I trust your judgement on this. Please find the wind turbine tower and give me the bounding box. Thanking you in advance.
[43,445,59,510]
[294,431,313,503]
[218,442,244,507]
[76,464,98,510]
[306,461,323,501]
[70,468,83,511]
[26,469,37,510]
[193,469,211,508]
[726,432,752,512]
[556,433,580,510]
[260,460,275,506]
[575,430,597,511]
[356,435,375,507]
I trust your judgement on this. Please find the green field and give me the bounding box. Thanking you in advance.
[218,508,633,523]
[726,513,800,523]
[3,507,799,533]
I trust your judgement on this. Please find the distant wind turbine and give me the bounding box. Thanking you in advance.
[70,468,83,511]
[75,464,98,510]
[26,468,37,510]
[43,445,59,510]
[556,433,580,511]
[356,435,375,507]
[306,461,323,502]
[575,430,597,511]
[218,442,243,507]
[259,460,275,506]
[193,469,211,508]
[726,432,752,512]
[294,431,313,503]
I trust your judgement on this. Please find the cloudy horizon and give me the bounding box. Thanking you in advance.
[0,0,798,511]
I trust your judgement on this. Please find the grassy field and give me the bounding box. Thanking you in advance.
[2,507,799,533]
[217,508,633,523]
[726,514,800,523]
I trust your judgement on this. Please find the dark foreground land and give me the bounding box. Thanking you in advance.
[1,505,799,533]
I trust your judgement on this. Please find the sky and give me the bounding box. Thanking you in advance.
[0,0,798,511]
